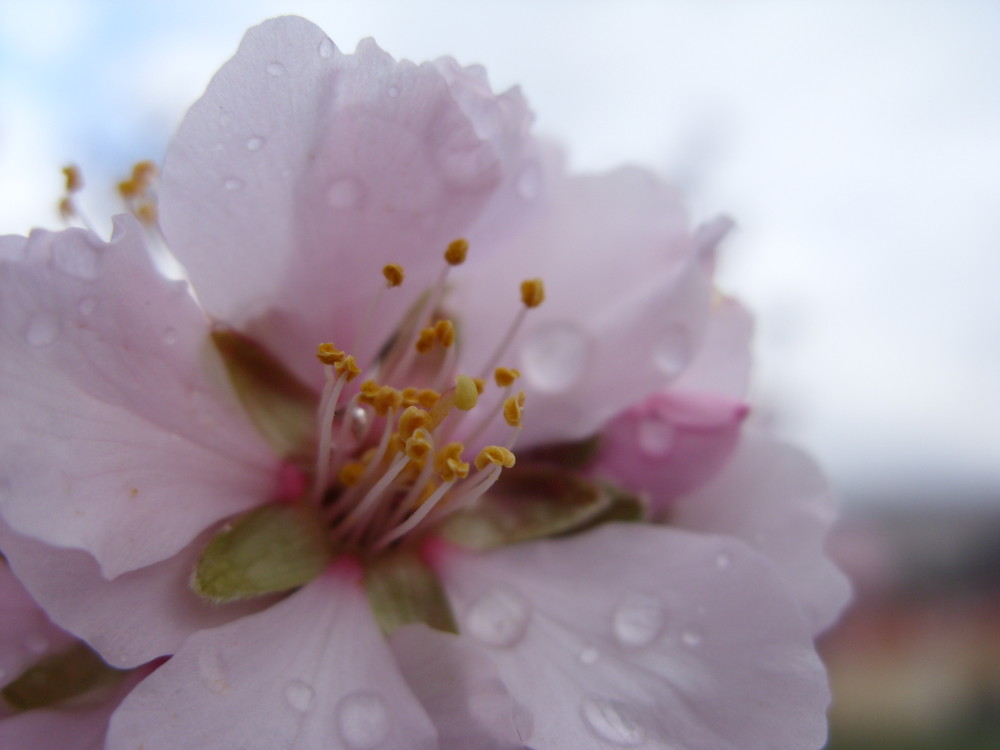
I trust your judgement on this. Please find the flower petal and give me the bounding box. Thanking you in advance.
[0,217,276,577]
[160,16,532,381]
[671,433,853,634]
[672,295,753,399]
[437,524,831,750]
[106,561,438,750]
[0,521,269,669]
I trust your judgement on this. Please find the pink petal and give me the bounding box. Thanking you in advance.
[160,17,533,383]
[106,561,438,750]
[437,525,830,750]
[390,625,523,750]
[671,294,754,399]
[0,217,277,578]
[0,522,269,669]
[450,166,714,446]
[0,560,76,689]
[593,390,748,512]
[671,433,853,634]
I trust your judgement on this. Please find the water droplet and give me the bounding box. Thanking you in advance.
[318,38,335,58]
[213,142,226,153]
[78,297,98,315]
[715,552,731,570]
[24,634,49,654]
[266,61,286,76]
[197,648,228,694]
[466,587,531,647]
[336,691,389,749]
[637,416,675,457]
[387,85,400,98]
[285,679,315,712]
[327,178,363,209]
[516,162,541,199]
[613,594,665,648]
[579,646,600,665]
[681,629,703,647]
[224,177,244,191]
[521,321,590,393]
[52,238,101,279]
[218,113,231,128]
[26,314,59,347]
[581,697,646,746]
[653,326,690,377]
[246,136,265,152]
[163,327,178,345]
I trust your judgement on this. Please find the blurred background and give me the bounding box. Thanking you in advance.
[1,1,998,746]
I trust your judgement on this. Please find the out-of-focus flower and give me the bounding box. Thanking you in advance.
[0,16,849,749]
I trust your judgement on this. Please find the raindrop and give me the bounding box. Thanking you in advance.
[387,85,400,98]
[224,177,244,191]
[78,297,98,315]
[613,594,665,648]
[285,679,315,713]
[24,634,49,655]
[197,648,228,694]
[715,552,731,570]
[681,629,703,648]
[336,691,389,749]
[218,113,232,128]
[246,136,265,152]
[213,142,226,153]
[578,646,600,665]
[466,587,531,648]
[26,314,59,347]
[652,326,690,377]
[318,37,335,58]
[327,178,363,209]
[637,417,675,457]
[266,61,286,76]
[581,697,646,746]
[520,321,590,393]
[163,327,178,345]
[516,162,541,199]
[52,238,101,279]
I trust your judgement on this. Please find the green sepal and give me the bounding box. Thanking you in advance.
[192,503,331,603]
[439,466,639,551]
[520,435,601,469]
[365,548,458,636]
[2,642,125,712]
[211,327,318,459]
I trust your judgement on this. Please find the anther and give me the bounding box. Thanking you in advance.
[415,327,436,354]
[454,375,479,411]
[435,442,469,482]
[317,343,346,365]
[338,462,366,486]
[382,263,405,287]
[434,319,455,347]
[405,428,433,462]
[444,238,469,265]
[475,445,516,471]
[520,278,545,308]
[335,355,360,381]
[62,165,83,194]
[503,391,526,428]
[397,406,432,443]
[494,367,521,388]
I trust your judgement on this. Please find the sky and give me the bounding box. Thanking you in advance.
[1,0,998,506]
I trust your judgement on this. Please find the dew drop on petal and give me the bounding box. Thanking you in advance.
[328,178,363,209]
[246,136,265,152]
[24,634,49,655]
[637,417,675,457]
[318,37,335,58]
[681,629,703,648]
[387,85,400,98]
[578,646,600,665]
[715,552,731,570]
[613,594,665,648]
[266,61,286,76]
[224,177,244,191]
[521,322,590,393]
[653,325,690,377]
[218,113,232,128]
[336,691,389,749]
[78,296,98,315]
[197,648,228,694]
[581,697,646,746]
[285,679,315,713]
[466,587,531,647]
[163,327,178,345]
[26,314,59,347]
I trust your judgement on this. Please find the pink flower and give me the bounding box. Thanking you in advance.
[0,16,849,749]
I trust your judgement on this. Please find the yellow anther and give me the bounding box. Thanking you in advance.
[316,343,346,365]
[415,327,437,354]
[131,161,157,187]
[135,202,158,225]
[382,263,405,287]
[358,379,380,404]
[416,388,441,409]
[118,179,139,199]
[503,391,526,427]
[335,355,361,382]
[444,238,469,266]
[405,428,433,462]
[397,406,431,443]
[434,319,455,347]
[475,445,516,471]
[494,367,521,388]
[338,461,366,486]
[373,385,403,416]
[472,377,486,394]
[520,278,545,308]
[58,197,75,220]
[454,375,479,411]
[435,442,470,482]
[62,165,83,193]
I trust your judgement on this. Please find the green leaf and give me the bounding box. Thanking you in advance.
[439,466,638,551]
[2,642,124,712]
[365,548,457,636]
[193,503,331,603]
[211,327,318,459]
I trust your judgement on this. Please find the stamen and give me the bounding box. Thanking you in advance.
[434,442,469,482]
[520,278,545,308]
[494,367,521,388]
[63,165,83,194]
[444,238,469,266]
[502,390,526,428]
[351,263,406,358]
[453,375,479,411]
[311,343,357,501]
[475,445,516,471]
[382,263,405,287]
[476,278,546,381]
